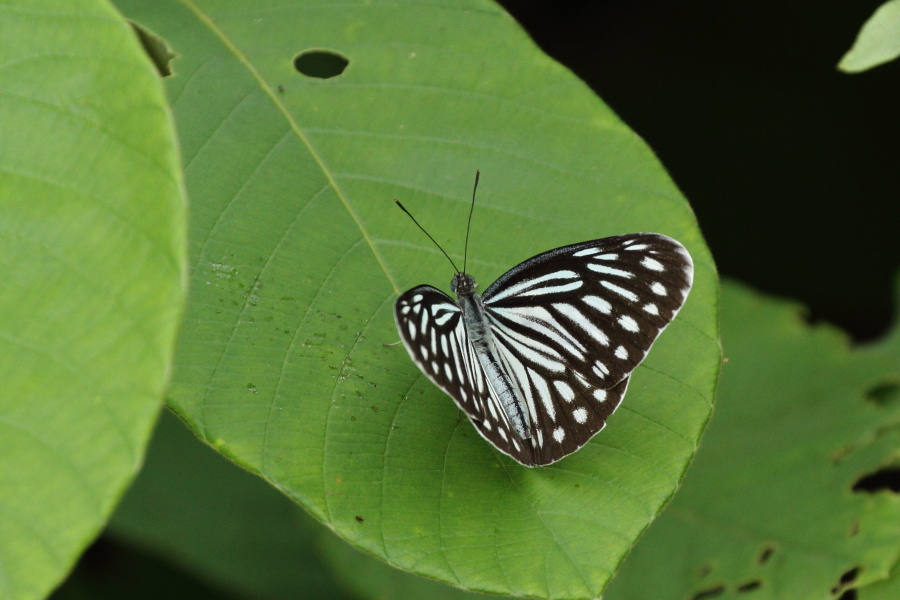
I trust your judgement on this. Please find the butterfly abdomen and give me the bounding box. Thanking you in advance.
[457,290,532,441]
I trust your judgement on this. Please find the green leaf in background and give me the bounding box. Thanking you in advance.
[605,279,900,600]
[70,410,497,600]
[838,0,900,73]
[102,411,353,600]
[113,1,720,597]
[0,1,186,599]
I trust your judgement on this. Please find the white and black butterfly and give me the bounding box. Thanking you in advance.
[394,173,693,466]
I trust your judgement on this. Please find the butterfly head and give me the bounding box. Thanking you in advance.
[450,273,477,297]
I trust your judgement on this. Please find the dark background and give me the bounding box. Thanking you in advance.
[497,0,900,341]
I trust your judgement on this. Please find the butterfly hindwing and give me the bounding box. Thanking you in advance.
[395,286,528,460]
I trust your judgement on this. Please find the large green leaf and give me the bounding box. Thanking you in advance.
[0,1,186,599]
[605,279,900,600]
[113,1,719,597]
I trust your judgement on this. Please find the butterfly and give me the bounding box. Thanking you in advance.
[393,172,693,466]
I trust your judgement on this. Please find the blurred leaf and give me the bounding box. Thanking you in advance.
[605,279,900,600]
[52,538,238,600]
[0,1,186,599]
[113,1,720,597]
[839,0,900,73]
[106,410,352,600]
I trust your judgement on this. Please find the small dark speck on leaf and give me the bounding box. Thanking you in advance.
[865,381,899,405]
[691,584,724,600]
[736,580,761,593]
[355,515,364,522]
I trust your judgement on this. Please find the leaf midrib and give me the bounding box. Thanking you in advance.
[179,0,400,296]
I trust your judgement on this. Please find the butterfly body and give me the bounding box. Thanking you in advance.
[453,273,532,440]
[395,233,693,467]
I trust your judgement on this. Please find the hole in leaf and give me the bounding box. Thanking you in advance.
[696,563,714,579]
[866,381,899,405]
[853,467,900,493]
[691,585,725,600]
[129,20,176,77]
[737,580,761,593]
[831,567,861,596]
[757,545,776,565]
[294,49,349,78]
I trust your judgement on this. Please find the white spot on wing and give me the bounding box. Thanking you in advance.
[553,427,565,443]
[520,280,583,296]
[615,345,628,359]
[435,311,455,326]
[532,373,555,422]
[553,302,609,346]
[573,247,600,257]
[572,408,588,424]
[642,257,665,271]
[601,281,639,302]
[583,295,612,314]
[553,380,575,402]
[650,282,667,296]
[588,263,633,278]
[593,388,607,402]
[625,244,649,251]
[643,303,659,315]
[618,315,639,332]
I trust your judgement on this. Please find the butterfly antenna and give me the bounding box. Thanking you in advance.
[395,200,461,274]
[462,169,480,274]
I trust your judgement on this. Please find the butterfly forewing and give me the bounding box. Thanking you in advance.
[483,233,693,389]
[395,232,693,467]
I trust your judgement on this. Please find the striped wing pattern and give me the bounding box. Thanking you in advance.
[395,286,529,458]
[395,233,693,466]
